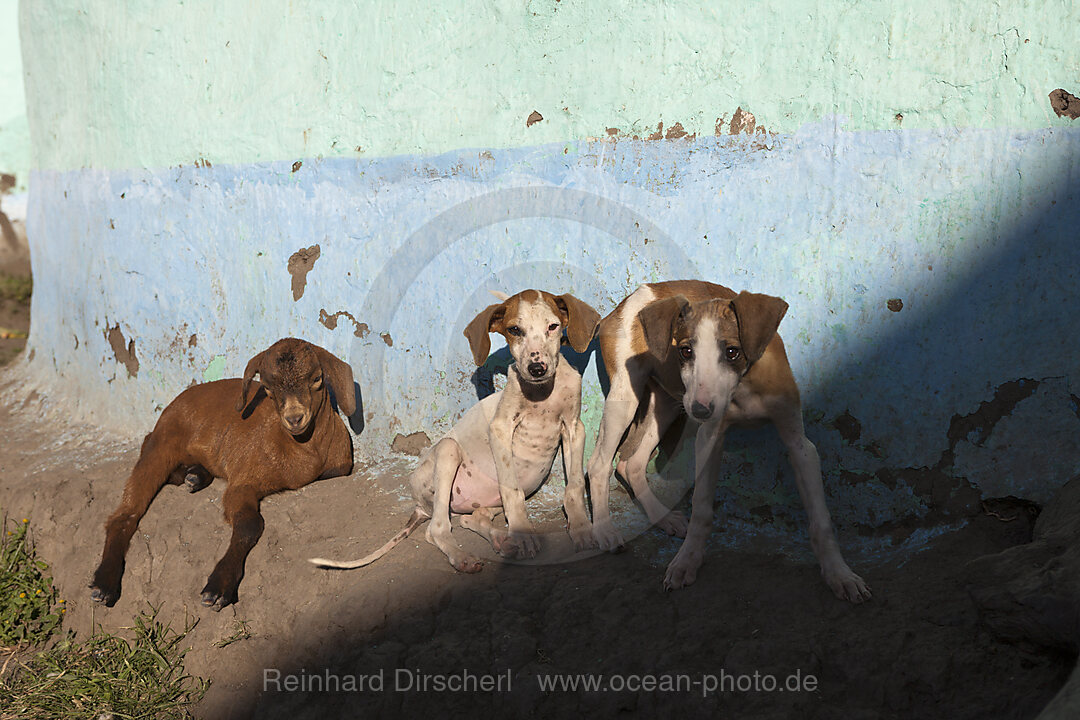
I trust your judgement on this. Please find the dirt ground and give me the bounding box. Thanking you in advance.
[0,230,1073,719]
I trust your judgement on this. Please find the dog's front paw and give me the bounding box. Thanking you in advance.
[823,561,872,604]
[496,528,541,559]
[567,522,597,552]
[654,510,688,538]
[591,519,625,552]
[663,544,704,591]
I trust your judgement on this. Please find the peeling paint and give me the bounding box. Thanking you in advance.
[1049,89,1080,120]
[946,378,1040,450]
[202,354,226,382]
[526,110,543,127]
[105,324,138,377]
[287,244,320,301]
[729,107,756,135]
[951,378,1080,502]
[390,431,431,456]
[318,308,369,338]
[832,411,862,444]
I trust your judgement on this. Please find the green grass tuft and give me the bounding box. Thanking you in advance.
[0,515,62,646]
[0,273,32,302]
[0,608,209,719]
[0,515,209,719]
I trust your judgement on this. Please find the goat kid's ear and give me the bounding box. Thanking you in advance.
[553,293,601,353]
[236,350,267,412]
[313,346,356,417]
[730,291,789,364]
[463,302,507,367]
[638,295,689,363]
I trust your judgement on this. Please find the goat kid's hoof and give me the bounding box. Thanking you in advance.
[89,583,120,607]
[185,471,212,493]
[200,584,239,612]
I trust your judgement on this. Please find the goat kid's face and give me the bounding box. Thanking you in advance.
[640,292,788,423]
[261,351,325,435]
[464,290,601,384]
[236,339,357,436]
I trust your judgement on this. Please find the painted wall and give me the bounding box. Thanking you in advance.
[0,0,28,191]
[16,1,1080,540]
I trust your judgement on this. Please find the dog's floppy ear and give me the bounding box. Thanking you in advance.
[463,302,508,367]
[236,350,267,412]
[312,345,356,417]
[638,295,689,363]
[730,291,788,364]
[552,293,601,353]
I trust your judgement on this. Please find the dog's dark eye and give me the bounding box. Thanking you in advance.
[507,326,524,337]
[548,323,559,332]
[678,345,693,361]
[726,346,741,361]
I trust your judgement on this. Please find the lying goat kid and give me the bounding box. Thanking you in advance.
[90,338,356,610]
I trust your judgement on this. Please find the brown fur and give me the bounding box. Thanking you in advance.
[89,338,355,611]
[587,280,870,602]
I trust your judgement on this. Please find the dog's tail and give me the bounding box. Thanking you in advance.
[308,508,430,569]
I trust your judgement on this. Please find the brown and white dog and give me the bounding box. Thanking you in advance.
[585,280,870,602]
[311,290,600,572]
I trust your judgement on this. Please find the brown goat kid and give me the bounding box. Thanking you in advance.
[89,338,356,610]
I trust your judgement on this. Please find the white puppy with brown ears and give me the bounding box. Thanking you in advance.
[586,280,870,602]
[311,289,600,573]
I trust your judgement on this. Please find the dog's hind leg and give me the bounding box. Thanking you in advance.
[585,376,643,550]
[425,438,484,573]
[616,386,686,537]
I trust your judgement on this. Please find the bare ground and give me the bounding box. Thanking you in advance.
[0,232,1072,718]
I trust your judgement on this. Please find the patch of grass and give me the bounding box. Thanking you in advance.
[0,608,209,719]
[0,516,62,646]
[0,515,209,718]
[0,273,31,302]
[214,619,252,648]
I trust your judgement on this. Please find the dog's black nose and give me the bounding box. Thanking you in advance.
[528,362,547,378]
[690,401,713,420]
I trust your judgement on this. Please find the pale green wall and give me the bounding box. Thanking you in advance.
[22,0,1080,172]
[0,0,28,190]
